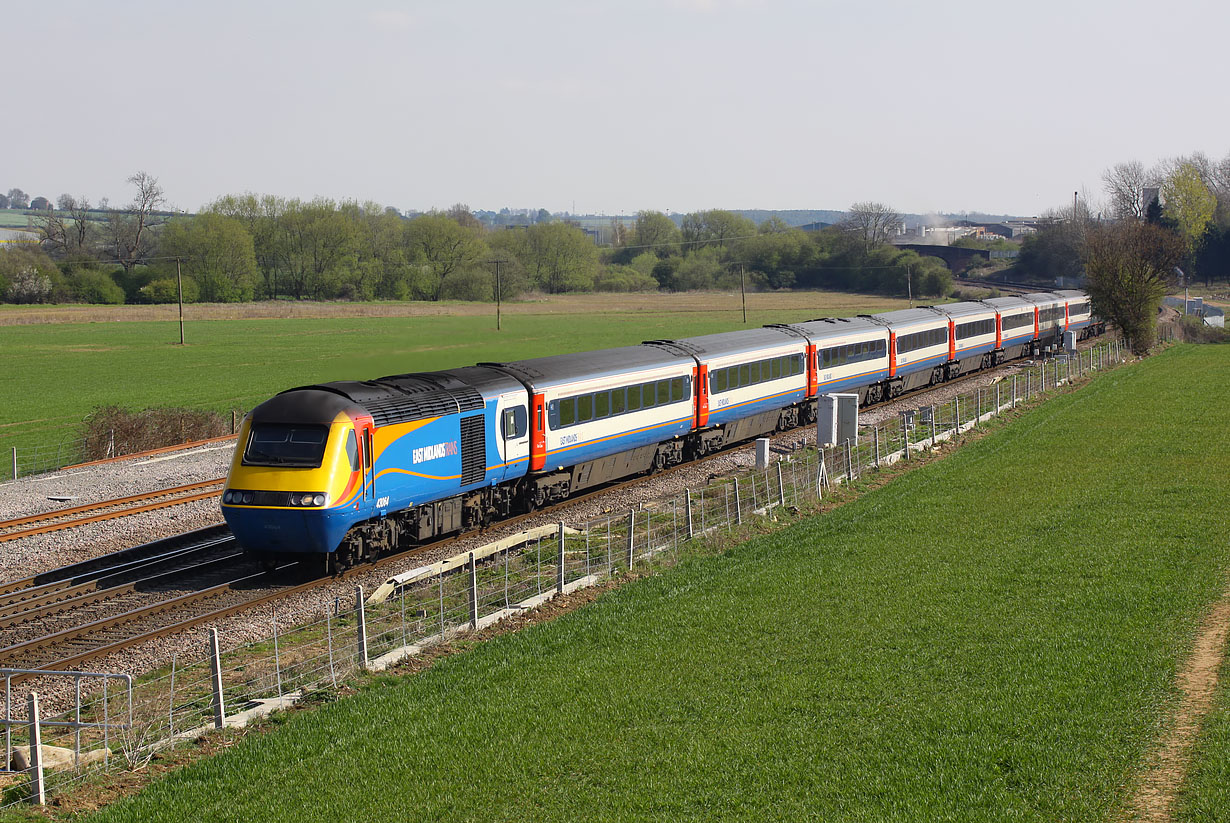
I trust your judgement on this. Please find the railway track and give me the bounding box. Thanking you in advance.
[0,479,226,544]
[0,344,1101,679]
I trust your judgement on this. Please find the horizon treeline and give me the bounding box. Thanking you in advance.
[0,186,954,305]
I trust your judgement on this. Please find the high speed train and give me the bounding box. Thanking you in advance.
[221,290,1100,571]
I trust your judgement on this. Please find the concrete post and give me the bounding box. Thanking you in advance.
[754,437,770,470]
[930,405,937,448]
[844,439,853,482]
[355,586,368,670]
[468,553,479,629]
[733,477,743,524]
[27,692,44,805]
[557,522,566,594]
[626,509,635,569]
[685,490,695,538]
[209,628,225,729]
[1013,374,1018,407]
[776,463,786,507]
[873,427,880,468]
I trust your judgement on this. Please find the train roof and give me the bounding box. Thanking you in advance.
[646,327,804,360]
[868,307,948,330]
[1054,289,1087,300]
[934,301,996,320]
[785,316,886,341]
[982,296,1033,312]
[486,345,690,390]
[1023,292,1064,305]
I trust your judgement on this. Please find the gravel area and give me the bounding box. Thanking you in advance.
[0,443,233,522]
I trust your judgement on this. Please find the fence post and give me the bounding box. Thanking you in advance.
[469,552,479,629]
[930,405,937,448]
[1013,374,1018,408]
[733,477,743,524]
[11,447,16,481]
[1026,367,1031,398]
[873,427,880,468]
[954,396,960,431]
[816,450,829,497]
[626,509,635,570]
[557,522,566,594]
[844,439,853,482]
[975,388,981,427]
[685,490,695,538]
[272,608,283,701]
[776,463,786,507]
[209,628,225,729]
[27,692,44,806]
[355,586,369,670]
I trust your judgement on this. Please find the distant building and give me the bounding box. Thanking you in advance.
[797,221,832,232]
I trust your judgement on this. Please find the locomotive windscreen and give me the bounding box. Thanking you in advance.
[243,424,330,468]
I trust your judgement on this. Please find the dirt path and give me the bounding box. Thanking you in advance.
[1123,583,1230,821]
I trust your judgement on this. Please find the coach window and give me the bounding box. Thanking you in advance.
[641,383,655,409]
[713,369,727,393]
[559,398,576,427]
[611,388,625,415]
[626,385,642,412]
[578,394,593,423]
[671,377,684,402]
[654,380,668,406]
[770,357,781,380]
[595,391,610,419]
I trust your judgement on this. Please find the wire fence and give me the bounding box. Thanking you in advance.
[0,340,1128,807]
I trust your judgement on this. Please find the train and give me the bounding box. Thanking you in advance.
[221,290,1102,572]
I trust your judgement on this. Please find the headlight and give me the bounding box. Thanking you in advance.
[222,491,233,504]
[313,494,326,506]
[242,492,254,504]
[300,494,316,506]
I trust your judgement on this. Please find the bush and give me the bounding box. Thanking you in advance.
[0,246,59,303]
[142,276,200,304]
[67,270,126,304]
[440,268,496,302]
[82,405,232,460]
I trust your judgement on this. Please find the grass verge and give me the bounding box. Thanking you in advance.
[43,344,1226,821]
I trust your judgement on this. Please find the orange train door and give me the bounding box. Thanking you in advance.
[695,365,709,428]
[529,393,546,471]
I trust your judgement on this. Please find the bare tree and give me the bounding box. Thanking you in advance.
[35,194,95,257]
[1101,161,1152,220]
[841,202,903,251]
[105,172,166,272]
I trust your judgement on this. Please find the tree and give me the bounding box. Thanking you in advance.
[630,211,681,257]
[6,188,29,210]
[0,193,10,209]
[1161,162,1217,257]
[159,213,259,302]
[1102,160,1151,220]
[446,203,484,232]
[502,222,598,293]
[840,202,903,252]
[680,210,756,255]
[403,214,487,300]
[34,194,96,258]
[1082,220,1185,354]
[104,172,166,273]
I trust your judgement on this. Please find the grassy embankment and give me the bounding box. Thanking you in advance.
[0,291,909,460]
[74,345,1230,821]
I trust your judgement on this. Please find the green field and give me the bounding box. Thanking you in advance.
[0,293,902,462]
[74,345,1230,821]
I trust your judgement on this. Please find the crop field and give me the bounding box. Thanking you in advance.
[0,291,911,461]
[76,345,1230,821]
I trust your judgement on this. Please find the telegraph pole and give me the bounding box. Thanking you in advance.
[740,263,747,324]
[176,257,185,345]
[490,259,503,331]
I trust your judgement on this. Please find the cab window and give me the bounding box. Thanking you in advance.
[244,424,329,468]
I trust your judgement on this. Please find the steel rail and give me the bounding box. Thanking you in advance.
[0,489,224,544]
[0,525,234,599]
[0,551,246,629]
[0,479,226,531]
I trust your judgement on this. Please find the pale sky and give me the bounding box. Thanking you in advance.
[6,0,1227,217]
